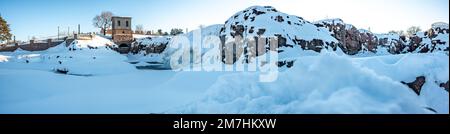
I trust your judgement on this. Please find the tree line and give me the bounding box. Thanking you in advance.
[388,26,422,37]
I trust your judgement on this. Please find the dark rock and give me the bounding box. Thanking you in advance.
[244,15,249,21]
[439,81,449,92]
[275,15,284,22]
[401,76,426,95]
[230,25,245,38]
[286,61,294,68]
[274,34,288,48]
[277,61,286,67]
[252,9,266,15]
[257,28,266,36]
[296,38,324,52]
[249,26,254,34]
[424,107,437,113]
[277,60,295,68]
[55,68,69,74]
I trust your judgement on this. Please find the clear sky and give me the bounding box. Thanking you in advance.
[0,0,448,41]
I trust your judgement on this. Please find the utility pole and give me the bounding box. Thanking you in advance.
[78,24,80,34]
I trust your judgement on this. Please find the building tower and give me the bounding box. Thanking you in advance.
[111,16,133,53]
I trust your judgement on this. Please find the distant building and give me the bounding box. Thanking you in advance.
[111,16,133,53]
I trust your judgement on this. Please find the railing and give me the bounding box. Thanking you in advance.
[16,33,95,45]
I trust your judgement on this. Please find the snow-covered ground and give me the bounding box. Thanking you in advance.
[175,52,448,114]
[0,35,230,113]
[1,35,447,113]
[0,6,448,114]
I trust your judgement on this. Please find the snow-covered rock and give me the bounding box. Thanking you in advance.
[432,22,449,30]
[315,18,379,55]
[219,6,339,66]
[0,5,448,114]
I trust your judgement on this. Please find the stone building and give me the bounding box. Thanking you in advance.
[111,16,133,53]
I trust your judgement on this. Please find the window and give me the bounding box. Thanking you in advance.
[118,20,121,26]
[126,21,129,27]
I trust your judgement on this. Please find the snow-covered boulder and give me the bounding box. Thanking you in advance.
[130,36,170,54]
[399,23,449,54]
[176,52,448,114]
[219,6,339,66]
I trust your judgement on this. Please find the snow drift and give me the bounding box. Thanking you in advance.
[175,52,448,114]
[0,5,448,114]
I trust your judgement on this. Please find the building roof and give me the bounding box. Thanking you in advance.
[112,16,132,19]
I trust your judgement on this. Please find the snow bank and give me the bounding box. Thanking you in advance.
[69,35,114,49]
[0,35,135,76]
[134,36,171,46]
[55,36,135,75]
[176,52,440,114]
[0,55,9,62]
[352,52,449,113]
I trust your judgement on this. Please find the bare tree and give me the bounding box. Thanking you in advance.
[170,28,184,35]
[135,25,144,34]
[406,26,421,37]
[92,11,113,35]
[157,29,163,35]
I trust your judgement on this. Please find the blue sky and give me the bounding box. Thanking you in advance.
[0,0,448,41]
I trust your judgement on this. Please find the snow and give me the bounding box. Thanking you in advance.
[358,29,371,34]
[134,36,171,46]
[0,55,9,62]
[314,18,345,25]
[0,68,226,113]
[220,6,339,62]
[352,52,449,113]
[223,7,337,43]
[376,33,400,40]
[69,35,114,48]
[0,6,448,114]
[314,18,355,30]
[133,34,153,39]
[175,52,447,114]
[432,22,449,30]
[1,37,447,114]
